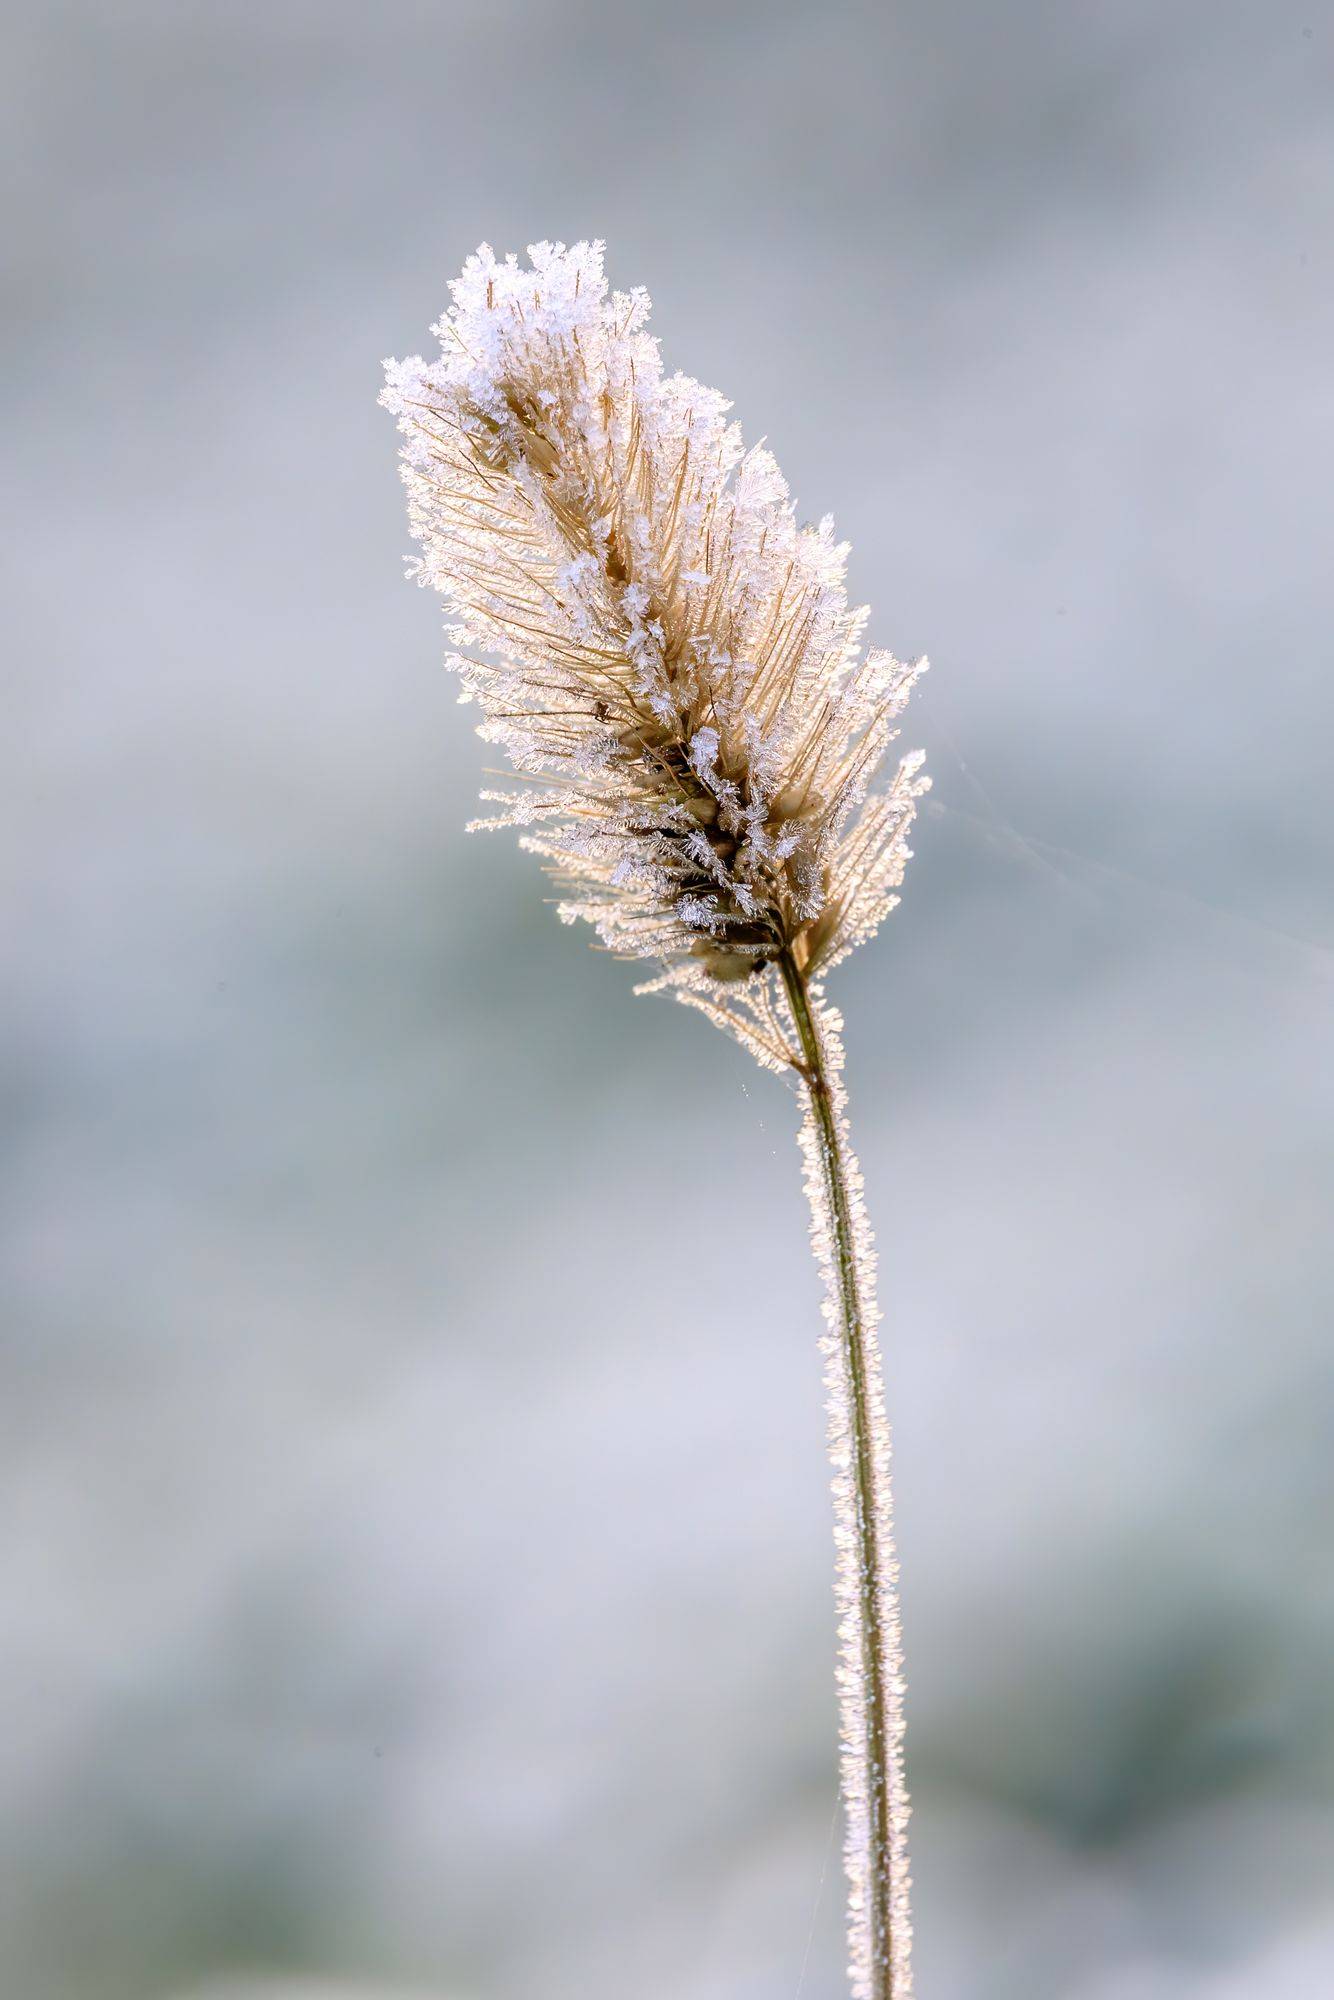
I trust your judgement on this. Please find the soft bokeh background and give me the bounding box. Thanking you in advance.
[5,4,1332,1998]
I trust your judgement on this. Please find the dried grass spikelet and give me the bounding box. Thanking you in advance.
[381,239,928,1072]
[382,240,926,2000]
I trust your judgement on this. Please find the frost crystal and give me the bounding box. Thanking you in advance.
[795,988,913,2000]
[381,239,928,1045]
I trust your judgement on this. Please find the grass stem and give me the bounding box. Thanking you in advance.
[779,948,901,2000]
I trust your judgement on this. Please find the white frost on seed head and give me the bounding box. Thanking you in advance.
[381,240,928,1062]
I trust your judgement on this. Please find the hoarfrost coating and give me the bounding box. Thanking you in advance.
[794,990,912,2000]
[382,238,922,2000]
[380,239,928,1065]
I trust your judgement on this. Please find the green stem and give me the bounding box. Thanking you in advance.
[779,948,897,2000]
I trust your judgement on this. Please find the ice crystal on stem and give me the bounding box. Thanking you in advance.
[382,240,927,2000]
[784,969,913,2000]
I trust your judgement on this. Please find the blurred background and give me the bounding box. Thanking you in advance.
[4,4,1332,1998]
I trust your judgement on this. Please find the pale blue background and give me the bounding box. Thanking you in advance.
[4,5,1332,1999]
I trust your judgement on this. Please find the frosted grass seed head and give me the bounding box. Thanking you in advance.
[380,239,928,1067]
